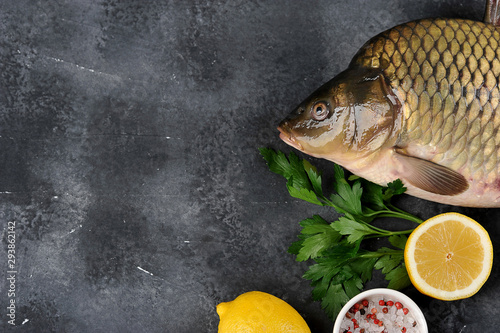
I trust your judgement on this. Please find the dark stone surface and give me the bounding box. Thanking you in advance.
[0,0,498,332]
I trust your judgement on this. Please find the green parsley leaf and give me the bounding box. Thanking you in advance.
[259,148,290,178]
[374,248,404,274]
[259,148,310,191]
[349,256,378,282]
[321,283,350,319]
[388,234,408,250]
[360,180,385,211]
[300,216,331,233]
[384,179,407,201]
[385,264,412,290]
[343,274,364,298]
[331,216,377,243]
[303,159,323,196]
[287,181,323,205]
[330,165,364,217]
[260,148,326,205]
[287,239,304,256]
[292,216,342,261]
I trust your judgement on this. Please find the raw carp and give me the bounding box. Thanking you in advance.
[278,4,500,207]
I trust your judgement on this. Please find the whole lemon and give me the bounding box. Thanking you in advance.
[216,291,311,332]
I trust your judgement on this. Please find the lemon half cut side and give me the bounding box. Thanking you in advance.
[404,212,493,301]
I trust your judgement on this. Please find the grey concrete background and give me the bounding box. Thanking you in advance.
[1,0,499,332]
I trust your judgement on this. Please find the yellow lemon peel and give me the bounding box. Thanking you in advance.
[216,291,311,333]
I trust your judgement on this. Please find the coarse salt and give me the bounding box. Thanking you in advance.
[338,296,420,333]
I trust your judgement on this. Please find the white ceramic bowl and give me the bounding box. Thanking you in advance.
[332,288,428,333]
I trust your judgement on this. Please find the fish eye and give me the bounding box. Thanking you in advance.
[311,102,329,121]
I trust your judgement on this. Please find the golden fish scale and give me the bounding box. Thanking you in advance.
[353,18,500,182]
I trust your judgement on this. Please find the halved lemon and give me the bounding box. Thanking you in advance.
[404,212,493,300]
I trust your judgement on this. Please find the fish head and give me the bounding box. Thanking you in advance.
[278,68,401,167]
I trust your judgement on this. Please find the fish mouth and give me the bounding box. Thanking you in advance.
[278,122,304,151]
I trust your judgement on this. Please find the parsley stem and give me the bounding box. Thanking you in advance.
[358,249,404,258]
[362,221,415,236]
[364,229,415,239]
[386,204,423,224]
[365,209,423,224]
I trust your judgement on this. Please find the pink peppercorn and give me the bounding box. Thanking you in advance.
[366,314,372,320]
[379,300,385,306]
[403,308,409,315]
[386,301,394,306]
[354,323,359,329]
[371,308,377,314]
[395,302,403,309]
[401,328,406,333]
[373,318,380,325]
[362,300,369,307]
[382,307,388,314]
[378,321,384,327]
[354,303,360,310]
[352,319,357,324]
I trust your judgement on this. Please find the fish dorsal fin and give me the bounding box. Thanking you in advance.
[485,0,500,26]
[394,149,469,196]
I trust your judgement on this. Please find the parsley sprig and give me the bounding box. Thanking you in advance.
[260,148,423,319]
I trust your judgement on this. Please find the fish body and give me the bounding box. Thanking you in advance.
[279,17,500,207]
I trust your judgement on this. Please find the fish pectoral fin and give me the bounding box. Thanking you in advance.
[394,151,469,196]
[485,0,500,26]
